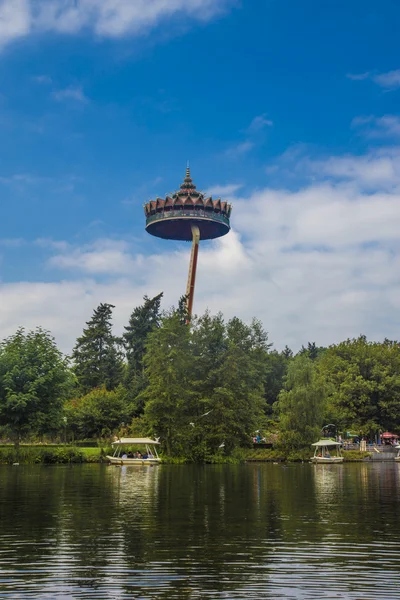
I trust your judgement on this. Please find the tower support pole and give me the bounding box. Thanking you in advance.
[185,225,200,320]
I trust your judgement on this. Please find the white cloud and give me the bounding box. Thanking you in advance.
[372,69,400,89]
[265,144,400,191]
[346,72,370,81]
[352,115,400,139]
[246,114,273,133]
[0,0,231,48]
[0,173,52,185]
[32,74,52,84]
[0,0,30,47]
[307,148,400,190]
[52,86,89,103]
[347,69,400,90]
[224,141,254,158]
[206,183,243,196]
[48,239,138,274]
[2,146,400,354]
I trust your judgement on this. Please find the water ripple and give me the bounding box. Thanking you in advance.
[0,463,400,599]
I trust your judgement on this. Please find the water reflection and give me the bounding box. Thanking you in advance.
[0,463,400,598]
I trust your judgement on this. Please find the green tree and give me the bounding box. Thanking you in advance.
[144,312,269,460]
[282,345,293,359]
[275,355,326,449]
[143,310,195,456]
[65,385,127,439]
[191,316,268,458]
[123,293,163,414]
[298,342,326,361]
[211,317,268,452]
[0,328,72,447]
[72,303,123,393]
[319,336,400,435]
[264,350,291,413]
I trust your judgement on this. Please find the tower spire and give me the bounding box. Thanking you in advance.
[181,162,195,190]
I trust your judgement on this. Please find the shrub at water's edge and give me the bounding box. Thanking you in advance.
[0,445,374,464]
[242,448,372,462]
[0,445,112,464]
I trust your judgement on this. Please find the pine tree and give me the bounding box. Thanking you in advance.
[143,309,195,456]
[282,345,293,359]
[123,293,163,414]
[123,293,163,378]
[72,303,123,393]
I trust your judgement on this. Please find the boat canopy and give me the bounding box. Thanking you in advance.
[112,437,160,445]
[312,439,341,447]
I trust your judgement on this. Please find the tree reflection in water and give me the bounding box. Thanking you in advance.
[0,463,400,598]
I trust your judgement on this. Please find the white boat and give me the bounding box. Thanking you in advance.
[394,444,400,462]
[107,437,161,466]
[311,439,344,464]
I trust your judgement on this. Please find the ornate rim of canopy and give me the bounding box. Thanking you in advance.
[143,168,232,238]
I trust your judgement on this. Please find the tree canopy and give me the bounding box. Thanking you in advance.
[1,296,400,459]
[72,303,124,393]
[0,328,72,445]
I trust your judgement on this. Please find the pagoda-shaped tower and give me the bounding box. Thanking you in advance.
[144,168,232,318]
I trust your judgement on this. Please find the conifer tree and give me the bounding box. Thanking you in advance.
[123,293,163,378]
[72,303,123,393]
[143,309,195,455]
[123,293,163,414]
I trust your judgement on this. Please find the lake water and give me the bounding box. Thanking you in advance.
[0,462,400,599]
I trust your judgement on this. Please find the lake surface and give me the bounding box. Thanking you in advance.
[0,462,400,599]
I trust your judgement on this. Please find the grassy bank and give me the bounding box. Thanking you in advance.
[0,445,111,464]
[243,448,372,462]
[0,445,373,465]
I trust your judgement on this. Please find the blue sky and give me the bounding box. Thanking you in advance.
[1,0,400,352]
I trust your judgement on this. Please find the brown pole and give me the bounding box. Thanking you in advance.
[185,224,200,321]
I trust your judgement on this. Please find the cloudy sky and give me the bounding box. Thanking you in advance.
[1,0,400,353]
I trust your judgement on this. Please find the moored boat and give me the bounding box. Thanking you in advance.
[311,439,344,464]
[107,437,161,466]
[394,444,400,462]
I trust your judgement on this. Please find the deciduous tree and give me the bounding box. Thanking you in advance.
[0,328,72,447]
[275,355,326,449]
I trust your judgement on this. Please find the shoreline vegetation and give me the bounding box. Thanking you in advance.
[0,445,373,465]
[1,297,400,465]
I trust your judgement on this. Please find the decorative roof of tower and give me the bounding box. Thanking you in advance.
[144,167,232,241]
[177,166,198,196]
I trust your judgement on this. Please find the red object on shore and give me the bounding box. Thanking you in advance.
[381,432,399,439]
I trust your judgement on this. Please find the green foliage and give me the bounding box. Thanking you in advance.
[264,350,291,412]
[143,310,268,461]
[342,451,371,462]
[143,309,195,456]
[0,445,86,464]
[275,355,326,449]
[124,293,163,374]
[65,385,127,439]
[2,297,400,462]
[72,303,124,393]
[123,293,163,415]
[319,336,400,433]
[298,341,326,361]
[0,328,72,445]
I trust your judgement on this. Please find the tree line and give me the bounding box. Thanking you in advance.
[0,292,399,459]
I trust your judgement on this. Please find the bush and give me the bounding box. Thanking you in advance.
[342,450,372,462]
[0,445,102,464]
